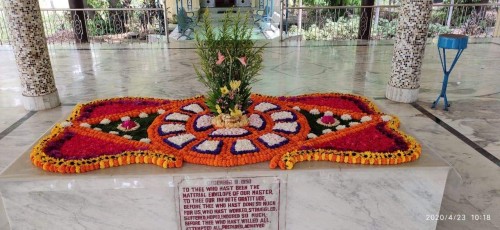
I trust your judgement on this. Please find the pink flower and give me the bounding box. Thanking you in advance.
[122,120,137,129]
[216,51,225,65]
[237,56,247,66]
[320,115,336,124]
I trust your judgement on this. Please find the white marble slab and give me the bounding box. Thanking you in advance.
[0,138,450,230]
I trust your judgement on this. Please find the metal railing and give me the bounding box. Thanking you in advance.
[0,7,170,45]
[281,3,500,41]
[0,4,499,45]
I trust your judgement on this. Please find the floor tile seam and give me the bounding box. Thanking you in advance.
[411,103,500,167]
[0,111,37,141]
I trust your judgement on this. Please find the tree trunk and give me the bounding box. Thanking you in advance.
[68,0,88,42]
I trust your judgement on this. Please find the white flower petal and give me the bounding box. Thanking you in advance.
[158,109,166,114]
[324,111,333,116]
[335,125,346,131]
[139,112,148,118]
[121,116,131,121]
[123,135,132,139]
[322,129,332,134]
[109,131,119,135]
[80,123,91,128]
[292,106,301,111]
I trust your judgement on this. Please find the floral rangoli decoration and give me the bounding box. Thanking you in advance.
[30,93,422,173]
[30,12,421,173]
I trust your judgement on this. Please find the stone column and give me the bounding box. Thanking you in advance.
[4,0,61,110]
[385,0,432,103]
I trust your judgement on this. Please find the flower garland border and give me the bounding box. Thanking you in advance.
[269,117,421,169]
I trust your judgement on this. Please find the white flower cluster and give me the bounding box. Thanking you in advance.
[322,129,332,134]
[292,106,301,111]
[160,124,186,134]
[324,111,333,116]
[273,122,299,133]
[335,125,346,130]
[307,133,317,139]
[80,123,91,128]
[166,134,196,148]
[165,113,190,122]
[381,115,393,122]
[139,138,151,143]
[60,121,72,128]
[93,127,102,131]
[249,114,264,129]
[360,116,372,123]
[211,128,249,137]
[194,140,221,152]
[100,118,111,125]
[234,139,257,152]
[157,109,166,114]
[195,114,213,130]
[121,116,131,121]
[139,112,148,118]
[341,114,352,121]
[109,131,119,135]
[254,102,278,112]
[123,135,132,139]
[259,133,287,147]
[309,108,320,115]
[349,122,360,126]
[271,111,294,121]
[182,103,204,114]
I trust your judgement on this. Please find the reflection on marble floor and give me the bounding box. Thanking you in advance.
[0,40,499,229]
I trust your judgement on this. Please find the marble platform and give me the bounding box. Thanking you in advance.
[0,132,450,230]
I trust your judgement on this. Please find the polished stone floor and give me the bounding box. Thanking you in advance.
[0,39,499,229]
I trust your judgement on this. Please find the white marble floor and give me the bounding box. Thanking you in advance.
[0,39,499,229]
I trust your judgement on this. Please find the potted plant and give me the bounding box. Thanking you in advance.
[194,10,265,128]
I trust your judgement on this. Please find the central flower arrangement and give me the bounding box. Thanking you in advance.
[193,11,264,129]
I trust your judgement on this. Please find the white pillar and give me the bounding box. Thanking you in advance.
[4,0,61,110]
[386,0,433,103]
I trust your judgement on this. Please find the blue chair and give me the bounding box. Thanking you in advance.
[432,34,468,111]
[176,7,196,40]
[255,0,273,30]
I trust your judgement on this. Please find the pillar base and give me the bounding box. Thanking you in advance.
[22,90,61,111]
[385,84,419,103]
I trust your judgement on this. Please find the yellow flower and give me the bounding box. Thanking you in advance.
[215,104,222,114]
[229,80,241,90]
[220,86,229,95]
[229,106,243,117]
